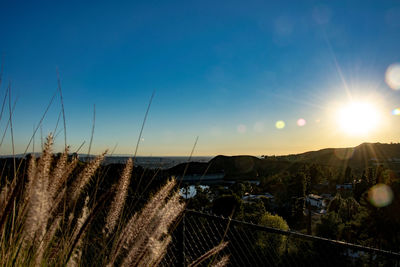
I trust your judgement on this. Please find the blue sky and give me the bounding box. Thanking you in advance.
[1,0,400,156]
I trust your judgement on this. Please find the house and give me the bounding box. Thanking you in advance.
[336,183,353,190]
[321,193,334,200]
[306,194,325,208]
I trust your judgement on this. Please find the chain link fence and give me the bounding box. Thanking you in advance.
[162,210,400,267]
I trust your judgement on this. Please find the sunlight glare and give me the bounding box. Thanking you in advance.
[385,63,400,90]
[337,102,380,135]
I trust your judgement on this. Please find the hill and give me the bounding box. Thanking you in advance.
[278,142,400,169]
[167,143,400,180]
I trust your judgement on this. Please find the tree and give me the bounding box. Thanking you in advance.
[353,179,368,202]
[328,194,342,213]
[230,182,246,197]
[344,166,353,183]
[187,185,211,211]
[308,164,322,185]
[367,167,375,186]
[328,194,359,223]
[338,197,360,222]
[257,212,289,254]
[375,165,385,184]
[291,197,305,227]
[316,212,342,239]
[287,172,306,198]
[241,199,266,223]
[212,194,243,218]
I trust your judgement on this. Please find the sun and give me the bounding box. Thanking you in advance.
[337,101,380,135]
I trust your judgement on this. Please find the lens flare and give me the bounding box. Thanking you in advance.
[297,118,306,127]
[368,184,394,208]
[385,63,400,90]
[237,124,247,134]
[392,108,400,116]
[275,120,285,129]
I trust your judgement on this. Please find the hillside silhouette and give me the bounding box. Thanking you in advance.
[168,142,400,180]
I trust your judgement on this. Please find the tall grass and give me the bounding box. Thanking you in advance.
[0,135,228,266]
[0,134,186,266]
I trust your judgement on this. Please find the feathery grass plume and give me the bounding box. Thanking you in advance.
[24,135,53,246]
[0,181,9,217]
[188,241,228,267]
[48,156,79,216]
[120,190,184,267]
[136,235,172,267]
[104,157,133,236]
[1,130,229,266]
[67,196,89,267]
[36,134,53,183]
[48,146,69,200]
[109,179,176,264]
[35,215,61,266]
[152,192,185,240]
[24,154,36,203]
[127,192,184,266]
[211,255,230,267]
[70,150,107,203]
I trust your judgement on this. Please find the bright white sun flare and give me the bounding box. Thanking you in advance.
[337,102,380,135]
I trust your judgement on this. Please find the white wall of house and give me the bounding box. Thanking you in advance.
[307,195,323,208]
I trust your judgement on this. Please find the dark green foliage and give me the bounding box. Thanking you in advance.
[187,185,211,211]
[316,212,342,239]
[344,166,353,183]
[240,199,266,224]
[212,194,243,218]
[353,179,368,201]
[257,212,289,254]
[308,164,322,186]
[287,172,306,198]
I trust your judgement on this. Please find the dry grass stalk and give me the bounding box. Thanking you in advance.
[16,135,106,266]
[1,133,227,266]
[120,189,183,267]
[153,192,185,240]
[24,154,36,203]
[135,193,184,266]
[24,135,53,246]
[70,150,107,203]
[104,157,133,235]
[188,241,228,267]
[48,147,69,200]
[211,255,230,267]
[137,235,172,267]
[35,215,61,265]
[110,179,176,264]
[48,157,78,217]
[67,196,89,267]
[0,181,10,216]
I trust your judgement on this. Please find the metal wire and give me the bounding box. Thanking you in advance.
[161,210,400,267]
